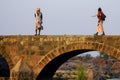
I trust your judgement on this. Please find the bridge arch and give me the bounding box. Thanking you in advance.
[0,54,11,77]
[0,47,14,77]
[35,41,120,80]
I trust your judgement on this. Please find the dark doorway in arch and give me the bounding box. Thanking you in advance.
[36,49,92,80]
[0,55,10,77]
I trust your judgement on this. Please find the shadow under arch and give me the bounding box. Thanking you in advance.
[36,42,120,80]
[0,55,10,77]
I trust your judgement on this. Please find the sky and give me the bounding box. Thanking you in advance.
[79,51,100,57]
[0,0,120,35]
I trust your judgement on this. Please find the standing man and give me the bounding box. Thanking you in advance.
[95,7,106,36]
[34,8,43,35]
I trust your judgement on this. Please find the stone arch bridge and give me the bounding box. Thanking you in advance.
[0,35,120,79]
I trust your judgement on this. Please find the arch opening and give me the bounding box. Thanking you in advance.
[37,50,120,80]
[36,49,93,80]
[0,55,10,77]
[36,42,120,80]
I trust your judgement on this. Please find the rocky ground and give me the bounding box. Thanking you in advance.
[53,53,120,80]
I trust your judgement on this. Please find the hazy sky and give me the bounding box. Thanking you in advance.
[0,0,120,35]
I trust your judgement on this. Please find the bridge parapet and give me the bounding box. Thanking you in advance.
[1,35,120,46]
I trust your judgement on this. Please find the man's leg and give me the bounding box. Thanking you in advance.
[38,28,41,35]
[102,31,105,35]
[35,29,37,35]
[94,32,98,35]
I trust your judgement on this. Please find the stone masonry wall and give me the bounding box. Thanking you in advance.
[0,35,120,69]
